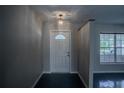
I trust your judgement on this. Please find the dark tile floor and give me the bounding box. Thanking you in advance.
[35,73,85,88]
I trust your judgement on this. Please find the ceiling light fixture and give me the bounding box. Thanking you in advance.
[58,14,64,25]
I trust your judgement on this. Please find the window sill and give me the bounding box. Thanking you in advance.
[100,62,124,65]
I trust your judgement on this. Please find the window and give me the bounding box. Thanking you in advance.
[116,34,124,62]
[100,33,124,63]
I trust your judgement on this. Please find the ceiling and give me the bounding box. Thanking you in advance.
[30,5,124,29]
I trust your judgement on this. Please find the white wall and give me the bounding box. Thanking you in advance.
[0,6,43,88]
[42,20,78,73]
[78,22,90,87]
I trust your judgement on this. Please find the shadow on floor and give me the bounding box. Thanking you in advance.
[35,73,85,88]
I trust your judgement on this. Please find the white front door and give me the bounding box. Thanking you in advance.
[50,31,71,73]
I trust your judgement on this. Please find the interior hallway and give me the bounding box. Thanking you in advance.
[0,5,124,88]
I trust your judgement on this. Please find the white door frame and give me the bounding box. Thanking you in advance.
[50,30,71,73]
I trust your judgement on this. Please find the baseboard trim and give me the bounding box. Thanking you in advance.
[43,71,77,74]
[43,71,51,74]
[31,72,44,88]
[78,73,88,88]
[70,72,78,74]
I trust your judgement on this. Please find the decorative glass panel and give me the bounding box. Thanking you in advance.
[55,34,66,40]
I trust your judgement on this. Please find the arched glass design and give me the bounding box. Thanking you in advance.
[55,34,66,40]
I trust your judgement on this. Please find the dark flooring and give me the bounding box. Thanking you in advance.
[35,73,85,88]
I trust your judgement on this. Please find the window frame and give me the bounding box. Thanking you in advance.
[100,33,124,64]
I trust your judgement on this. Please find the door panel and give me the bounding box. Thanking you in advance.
[50,31,71,73]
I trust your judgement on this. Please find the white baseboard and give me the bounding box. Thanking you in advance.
[43,71,77,74]
[31,72,44,88]
[78,73,88,88]
[43,71,51,74]
[70,72,78,74]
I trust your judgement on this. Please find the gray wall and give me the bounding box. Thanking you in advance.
[77,22,124,88]
[71,26,78,72]
[42,21,50,72]
[89,23,124,87]
[0,6,43,88]
[78,22,90,87]
[91,23,124,72]
[42,20,78,73]
[0,6,5,87]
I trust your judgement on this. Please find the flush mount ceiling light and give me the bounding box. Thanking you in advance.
[49,11,73,21]
[56,12,65,19]
[50,11,73,25]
